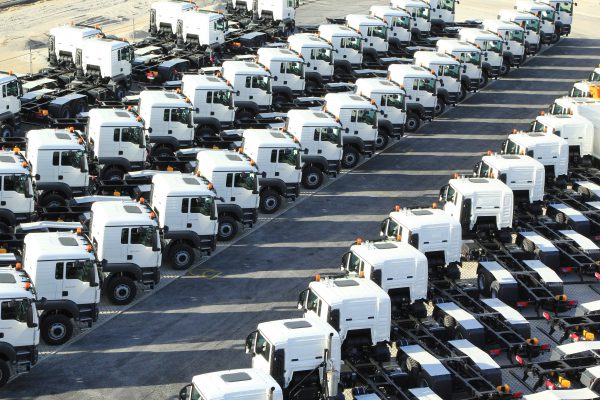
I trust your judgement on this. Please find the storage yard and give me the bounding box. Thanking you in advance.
[0,0,600,399]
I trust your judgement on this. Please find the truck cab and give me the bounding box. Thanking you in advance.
[369,6,412,49]
[48,24,101,66]
[0,150,34,231]
[589,66,600,83]
[355,78,406,148]
[380,206,462,277]
[257,0,299,27]
[497,10,541,54]
[180,369,284,400]
[86,108,146,181]
[345,14,389,59]
[90,200,161,305]
[22,232,100,345]
[241,129,301,214]
[288,34,334,92]
[473,153,545,207]
[569,81,600,100]
[317,24,363,75]
[298,276,391,360]
[181,73,235,134]
[222,61,272,118]
[0,266,38,387]
[324,93,378,169]
[26,128,88,206]
[0,73,22,138]
[458,28,505,79]
[414,51,462,107]
[439,177,514,237]
[387,64,437,132]
[194,149,259,241]
[177,9,227,49]
[285,109,343,189]
[532,113,594,164]
[77,37,134,86]
[245,317,342,400]
[149,1,194,37]
[436,39,483,91]
[391,0,432,39]
[537,0,574,36]
[515,1,558,44]
[256,47,305,104]
[481,20,526,68]
[342,240,428,317]
[502,131,569,184]
[138,90,194,157]
[427,0,457,32]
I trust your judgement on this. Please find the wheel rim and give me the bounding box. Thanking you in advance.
[501,65,508,75]
[48,322,67,341]
[435,104,443,114]
[306,173,320,186]
[376,134,387,149]
[174,250,191,267]
[1,128,10,138]
[219,223,233,237]
[407,118,418,130]
[263,196,279,211]
[114,283,131,301]
[46,199,63,208]
[343,153,357,166]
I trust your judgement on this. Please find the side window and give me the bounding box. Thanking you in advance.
[6,81,18,97]
[226,173,233,187]
[206,91,212,104]
[60,151,75,166]
[348,253,361,273]
[316,299,322,316]
[313,129,320,141]
[121,228,129,244]
[367,27,374,37]
[53,152,60,166]
[113,128,120,142]
[55,262,64,279]
[271,149,278,163]
[380,95,386,107]
[1,302,16,320]
[65,262,83,281]
[233,173,246,188]
[310,49,318,60]
[3,176,14,191]
[280,62,286,74]
[181,198,189,213]
[130,228,144,244]
[163,109,170,122]
[413,79,419,90]
[438,66,444,76]
[350,110,358,123]
[307,290,319,312]
[447,186,457,203]
[190,197,210,215]
[245,76,252,88]
[387,219,399,237]
[1,85,6,98]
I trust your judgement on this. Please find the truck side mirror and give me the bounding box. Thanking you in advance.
[27,302,37,328]
[439,184,448,202]
[273,76,278,81]
[261,171,267,178]
[35,174,40,180]
[195,108,200,113]
[80,157,88,173]
[304,148,309,154]
[179,384,192,400]
[236,90,241,96]
[472,161,481,176]
[500,140,507,154]
[245,330,257,354]
[380,218,389,236]
[90,266,99,287]
[152,230,160,252]
[297,289,308,310]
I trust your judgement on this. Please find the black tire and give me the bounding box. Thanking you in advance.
[434,100,446,116]
[405,356,419,372]
[500,61,510,76]
[375,130,390,150]
[550,32,560,44]
[334,66,348,77]
[479,71,489,88]
[197,126,217,138]
[522,238,535,253]
[272,95,288,110]
[114,85,126,100]
[411,301,427,319]
[259,189,282,214]
[0,124,14,138]
[305,80,318,94]
[106,275,137,305]
[168,242,196,270]
[41,314,73,346]
[555,212,567,225]
[0,360,10,388]
[217,215,238,241]
[302,166,324,190]
[446,262,461,280]
[0,222,10,234]
[152,146,174,158]
[71,99,88,116]
[59,105,72,119]
[458,84,467,102]
[236,109,254,120]
[341,147,360,169]
[40,193,68,208]
[404,112,421,133]
[101,166,125,181]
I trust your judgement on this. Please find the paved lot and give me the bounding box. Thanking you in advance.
[2,1,600,399]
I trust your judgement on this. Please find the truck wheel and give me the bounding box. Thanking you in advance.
[41,314,73,346]
[410,301,427,319]
[101,166,125,181]
[0,360,10,388]
[106,276,137,305]
[490,281,501,299]
[169,243,196,270]
[404,113,420,132]
[272,95,287,110]
[477,271,488,293]
[196,126,217,138]
[341,147,360,169]
[301,166,324,190]
[479,72,489,88]
[375,131,390,150]
[236,110,254,120]
[114,85,126,100]
[217,216,238,241]
[71,99,87,115]
[152,146,173,158]
[500,62,510,76]
[40,193,67,208]
[550,32,560,44]
[458,85,467,102]
[446,263,461,280]
[58,105,72,119]
[259,190,282,214]
[0,124,14,138]
[443,314,456,328]
[434,100,445,116]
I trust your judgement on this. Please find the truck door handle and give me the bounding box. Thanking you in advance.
[168,130,172,134]
[62,291,68,296]
[127,255,133,260]
[317,150,322,154]
[343,55,347,59]
[313,67,317,70]
[58,175,63,180]
[231,197,235,201]
[210,111,214,115]
[118,151,123,155]
[0,333,3,338]
[187,223,192,228]
[249,95,253,100]
[274,172,279,176]
[283,81,287,84]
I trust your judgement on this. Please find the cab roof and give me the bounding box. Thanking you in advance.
[0,73,17,86]
[350,241,427,266]
[318,24,361,39]
[436,39,481,53]
[497,9,540,21]
[370,5,410,18]
[389,207,460,230]
[139,90,190,108]
[516,1,554,12]
[191,368,281,400]
[449,177,513,196]
[537,114,592,129]
[0,150,31,175]
[91,200,158,226]
[286,109,341,127]
[179,9,224,22]
[26,129,84,151]
[288,33,332,49]
[482,19,525,32]
[242,129,299,150]
[182,74,231,91]
[49,25,101,38]
[257,47,303,63]
[324,93,377,110]
[355,78,405,95]
[82,37,130,51]
[257,316,338,348]
[414,51,460,66]
[388,64,436,79]
[0,267,35,300]
[151,1,195,12]
[23,232,93,261]
[88,108,141,126]
[459,28,503,41]
[309,277,389,306]
[508,131,568,147]
[195,149,258,173]
[152,172,214,197]
[346,14,387,27]
[222,61,270,77]
[482,153,545,171]
[392,0,430,8]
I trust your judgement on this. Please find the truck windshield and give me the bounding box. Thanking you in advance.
[524,19,540,32]
[439,0,455,11]
[485,40,503,54]
[318,127,340,144]
[385,93,405,109]
[590,71,600,82]
[549,103,567,115]
[190,386,205,400]
[505,139,520,154]
[213,90,232,106]
[280,148,299,166]
[479,162,491,178]
[569,86,586,98]
[419,78,436,93]
[255,331,271,362]
[347,252,361,273]
[462,51,481,66]
[214,18,226,32]
[1,299,29,323]
[442,64,460,79]
[173,108,192,124]
[557,2,573,14]
[235,172,256,191]
[540,9,555,22]
[285,61,304,76]
[531,121,546,132]
[508,30,524,43]
[393,16,410,29]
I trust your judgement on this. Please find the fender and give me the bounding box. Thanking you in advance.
[194,117,222,133]
[481,62,492,74]
[164,230,203,247]
[35,182,73,198]
[38,299,80,319]
[148,135,180,150]
[0,342,16,362]
[97,157,131,172]
[272,86,293,102]
[503,51,515,66]
[259,178,287,196]
[304,71,324,86]
[377,119,394,136]
[217,203,243,220]
[102,262,143,281]
[436,87,449,104]
[0,209,16,227]
[0,111,16,125]
[301,155,328,171]
[342,135,365,152]
[333,59,353,74]
[235,101,260,116]
[406,102,425,117]
[157,59,189,83]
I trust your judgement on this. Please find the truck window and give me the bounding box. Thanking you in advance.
[5,80,18,97]
[271,150,278,163]
[234,172,255,190]
[66,261,92,282]
[367,26,387,39]
[226,173,233,187]
[61,151,82,168]
[113,128,121,142]
[447,186,457,203]
[387,219,399,237]
[206,91,212,103]
[213,90,231,106]
[121,228,129,244]
[171,108,191,124]
[311,48,331,62]
[307,290,319,312]
[163,109,170,121]
[348,252,361,273]
[479,162,491,178]
[1,300,27,322]
[3,175,29,195]
[190,197,212,216]
[278,149,297,166]
[181,198,189,213]
[255,332,271,362]
[130,226,154,247]
[121,127,142,144]
[55,262,64,279]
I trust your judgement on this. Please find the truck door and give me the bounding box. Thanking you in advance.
[187,196,213,232]
[57,150,87,187]
[60,260,96,304]
[122,226,158,268]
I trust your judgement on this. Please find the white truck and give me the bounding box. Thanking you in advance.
[25,128,89,207]
[181,73,235,135]
[345,15,389,62]
[90,200,161,305]
[532,113,594,165]
[317,24,363,76]
[569,81,600,100]
[194,149,259,241]
[245,317,343,399]
[341,240,428,317]
[355,78,406,149]
[256,0,299,27]
[222,61,272,119]
[176,9,227,49]
[427,0,457,33]
[241,129,302,213]
[439,176,514,238]
[391,0,432,39]
[369,6,412,49]
[256,47,305,105]
[0,149,35,232]
[501,130,569,185]
[537,0,575,36]
[149,1,194,38]
[515,1,559,44]
[179,368,284,400]
[436,39,484,90]
[379,206,462,278]
[21,232,100,345]
[458,28,505,79]
[298,276,391,361]
[497,10,542,55]
[138,90,194,157]
[324,93,378,168]
[481,20,526,69]
[0,73,22,138]
[288,33,334,93]
[414,50,462,109]
[285,109,343,189]
[47,24,102,67]
[387,64,437,132]
[0,265,39,387]
[86,108,147,181]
